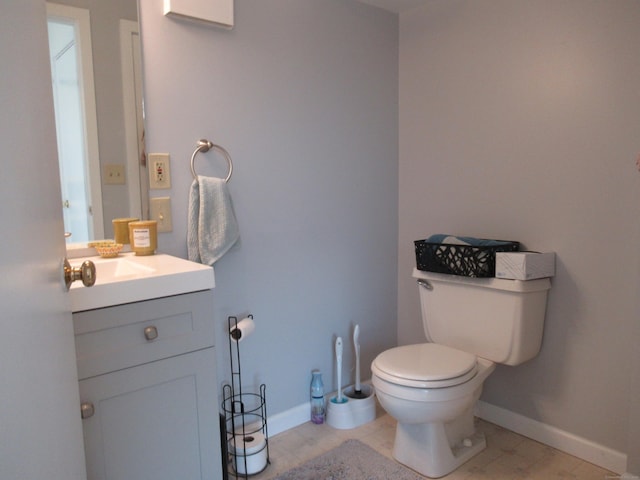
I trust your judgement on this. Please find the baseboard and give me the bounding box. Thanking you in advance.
[267,402,309,437]
[266,381,373,437]
[265,397,630,475]
[476,400,628,474]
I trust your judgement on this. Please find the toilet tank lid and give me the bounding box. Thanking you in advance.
[372,343,477,388]
[412,268,551,293]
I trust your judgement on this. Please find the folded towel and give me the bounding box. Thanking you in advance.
[427,234,512,247]
[187,176,239,265]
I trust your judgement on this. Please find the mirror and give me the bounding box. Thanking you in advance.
[46,0,147,246]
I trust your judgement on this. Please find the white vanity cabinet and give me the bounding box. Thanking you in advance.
[73,290,222,480]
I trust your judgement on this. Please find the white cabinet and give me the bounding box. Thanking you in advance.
[74,291,222,480]
[164,0,234,28]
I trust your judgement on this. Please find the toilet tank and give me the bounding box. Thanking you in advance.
[413,268,551,366]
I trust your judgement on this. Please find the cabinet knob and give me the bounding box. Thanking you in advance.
[144,326,158,341]
[81,402,95,419]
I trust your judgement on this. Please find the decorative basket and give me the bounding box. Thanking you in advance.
[415,238,519,278]
[92,242,123,258]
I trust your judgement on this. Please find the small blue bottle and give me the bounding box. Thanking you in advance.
[310,370,325,424]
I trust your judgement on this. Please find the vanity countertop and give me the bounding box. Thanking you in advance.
[69,252,214,312]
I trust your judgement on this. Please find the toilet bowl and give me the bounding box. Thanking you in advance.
[371,268,551,478]
[372,344,495,478]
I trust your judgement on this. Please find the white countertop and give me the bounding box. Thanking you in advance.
[70,252,215,312]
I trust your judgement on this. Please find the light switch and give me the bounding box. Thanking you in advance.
[104,164,126,185]
[150,197,173,232]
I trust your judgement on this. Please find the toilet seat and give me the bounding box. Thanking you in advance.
[372,343,477,388]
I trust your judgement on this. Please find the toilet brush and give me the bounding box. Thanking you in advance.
[332,337,347,404]
[350,325,367,399]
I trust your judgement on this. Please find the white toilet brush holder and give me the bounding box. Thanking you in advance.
[327,384,376,430]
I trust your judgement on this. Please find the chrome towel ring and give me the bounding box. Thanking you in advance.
[190,139,233,182]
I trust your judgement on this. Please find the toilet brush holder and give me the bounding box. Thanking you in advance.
[326,384,376,430]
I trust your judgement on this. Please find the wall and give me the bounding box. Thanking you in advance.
[139,0,398,417]
[399,0,640,466]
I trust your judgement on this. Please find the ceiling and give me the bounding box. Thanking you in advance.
[355,0,428,13]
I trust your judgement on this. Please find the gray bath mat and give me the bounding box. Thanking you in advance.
[273,439,425,479]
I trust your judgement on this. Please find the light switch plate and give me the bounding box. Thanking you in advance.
[104,164,126,185]
[149,153,171,189]
[150,197,173,232]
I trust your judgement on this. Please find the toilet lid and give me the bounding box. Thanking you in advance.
[372,343,478,388]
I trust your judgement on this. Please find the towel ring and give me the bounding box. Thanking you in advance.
[190,139,233,182]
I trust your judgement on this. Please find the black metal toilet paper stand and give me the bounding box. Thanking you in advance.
[222,315,269,478]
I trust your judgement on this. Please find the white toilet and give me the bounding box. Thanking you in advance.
[371,268,551,478]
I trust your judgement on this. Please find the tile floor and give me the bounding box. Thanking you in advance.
[237,403,616,480]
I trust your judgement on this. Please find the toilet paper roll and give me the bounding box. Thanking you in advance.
[231,432,267,475]
[229,317,255,342]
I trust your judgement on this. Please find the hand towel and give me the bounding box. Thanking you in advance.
[187,176,239,265]
[426,234,512,247]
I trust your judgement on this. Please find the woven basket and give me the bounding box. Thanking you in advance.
[414,239,519,278]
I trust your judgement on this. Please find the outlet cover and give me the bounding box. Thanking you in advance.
[149,153,171,189]
[150,197,173,232]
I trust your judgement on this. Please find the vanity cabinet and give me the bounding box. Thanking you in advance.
[73,290,222,480]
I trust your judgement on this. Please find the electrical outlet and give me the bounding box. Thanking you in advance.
[149,153,171,189]
[150,197,173,232]
[104,164,126,185]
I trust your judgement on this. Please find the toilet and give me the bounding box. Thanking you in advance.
[371,268,551,478]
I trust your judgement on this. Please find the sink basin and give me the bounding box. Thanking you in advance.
[89,257,157,279]
[70,253,215,312]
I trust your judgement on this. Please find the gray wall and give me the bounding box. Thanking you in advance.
[399,0,640,463]
[138,0,640,472]
[139,0,399,415]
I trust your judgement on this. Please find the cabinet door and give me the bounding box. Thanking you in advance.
[79,348,221,480]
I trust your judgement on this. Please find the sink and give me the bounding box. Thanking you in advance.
[70,253,215,312]
[89,257,157,280]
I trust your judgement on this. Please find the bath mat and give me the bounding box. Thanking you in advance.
[273,439,424,479]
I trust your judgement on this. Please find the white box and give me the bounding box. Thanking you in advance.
[164,0,234,28]
[495,252,555,280]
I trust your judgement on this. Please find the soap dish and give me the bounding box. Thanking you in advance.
[93,242,123,258]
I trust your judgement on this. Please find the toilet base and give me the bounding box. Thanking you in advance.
[372,358,496,478]
[392,411,486,478]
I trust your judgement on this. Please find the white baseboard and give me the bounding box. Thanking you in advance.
[265,397,630,475]
[266,381,372,437]
[476,400,628,474]
[267,402,309,437]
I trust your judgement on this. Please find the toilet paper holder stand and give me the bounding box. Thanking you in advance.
[222,315,270,478]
